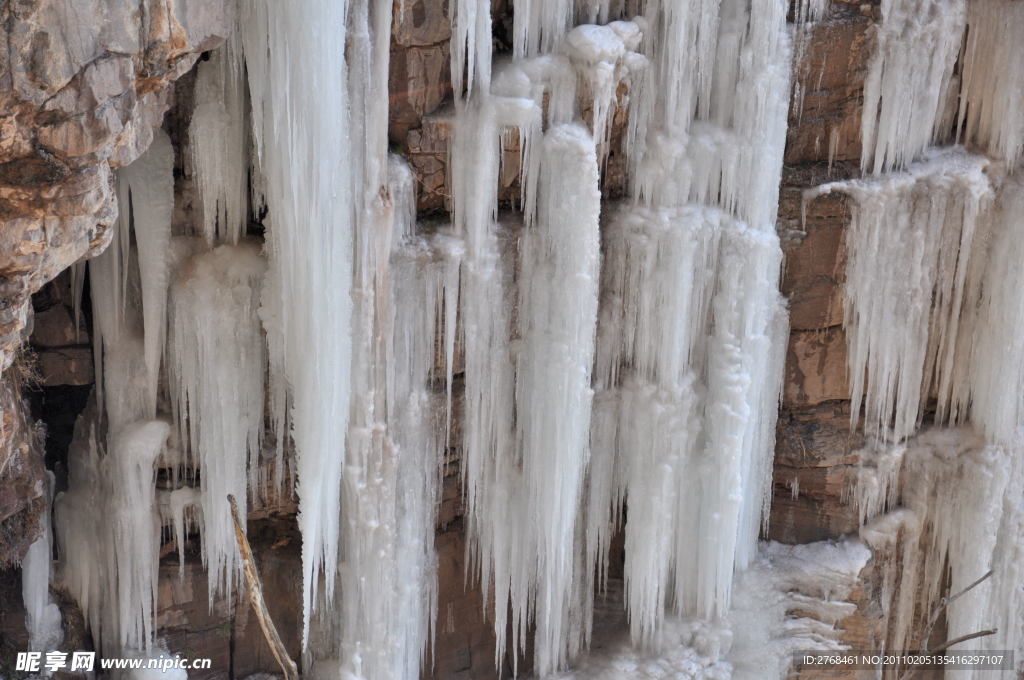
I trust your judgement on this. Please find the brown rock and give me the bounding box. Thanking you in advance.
[393,0,451,47]
[390,42,453,143]
[0,372,46,566]
[784,327,850,408]
[785,4,873,166]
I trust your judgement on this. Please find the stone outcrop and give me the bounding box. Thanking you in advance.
[0,0,234,375]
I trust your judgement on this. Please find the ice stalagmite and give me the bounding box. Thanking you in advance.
[860,0,965,174]
[167,243,266,598]
[240,0,354,644]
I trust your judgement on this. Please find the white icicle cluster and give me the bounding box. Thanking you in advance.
[448,0,791,675]
[167,243,266,599]
[240,0,355,645]
[841,3,1024,675]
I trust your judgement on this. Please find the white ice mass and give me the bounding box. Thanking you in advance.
[23,0,1024,679]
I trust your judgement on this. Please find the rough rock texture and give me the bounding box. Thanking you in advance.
[0,0,234,375]
[0,367,45,567]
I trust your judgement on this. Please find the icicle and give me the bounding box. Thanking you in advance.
[804,148,993,440]
[513,123,602,675]
[22,471,62,653]
[240,0,354,646]
[188,33,248,245]
[593,205,786,644]
[957,0,1024,170]
[157,486,202,580]
[451,0,492,97]
[859,0,966,174]
[563,22,643,161]
[118,129,174,418]
[964,173,1024,444]
[629,0,792,229]
[857,428,1024,678]
[55,411,168,655]
[512,0,572,58]
[167,243,266,599]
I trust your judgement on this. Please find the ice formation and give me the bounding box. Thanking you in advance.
[167,242,266,597]
[188,34,248,245]
[22,472,62,653]
[956,0,1024,170]
[839,11,1024,674]
[546,540,870,680]
[91,130,174,424]
[860,0,965,174]
[856,429,1024,678]
[56,415,168,655]
[447,0,791,674]
[805,148,993,441]
[240,0,355,644]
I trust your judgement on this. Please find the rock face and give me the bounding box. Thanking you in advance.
[0,0,233,375]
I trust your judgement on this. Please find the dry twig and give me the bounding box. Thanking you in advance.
[228,494,298,680]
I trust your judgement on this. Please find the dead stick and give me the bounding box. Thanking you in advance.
[900,629,998,680]
[228,494,298,680]
[930,628,998,654]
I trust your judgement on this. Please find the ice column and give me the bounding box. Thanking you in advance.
[240,0,354,644]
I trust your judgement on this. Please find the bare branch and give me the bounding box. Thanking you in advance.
[228,494,298,680]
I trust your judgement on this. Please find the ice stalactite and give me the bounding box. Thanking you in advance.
[383,229,461,679]
[583,0,790,650]
[55,414,169,655]
[448,0,791,673]
[157,486,202,580]
[58,129,176,656]
[856,430,1024,678]
[962,174,1024,445]
[514,123,602,675]
[240,0,354,645]
[628,0,791,230]
[804,149,993,441]
[592,205,788,645]
[22,472,62,653]
[563,22,645,161]
[957,0,1024,171]
[451,0,492,97]
[167,243,266,598]
[512,0,573,58]
[188,32,248,245]
[90,130,174,427]
[859,0,966,174]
